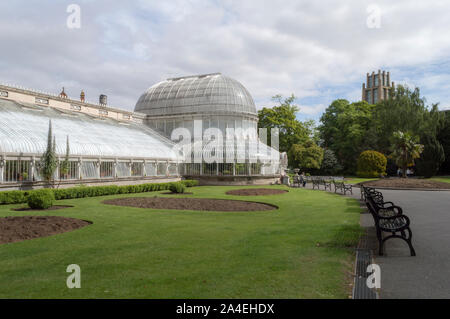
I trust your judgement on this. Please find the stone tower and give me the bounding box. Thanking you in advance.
[362,70,395,104]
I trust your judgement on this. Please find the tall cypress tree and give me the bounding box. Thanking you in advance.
[42,120,58,185]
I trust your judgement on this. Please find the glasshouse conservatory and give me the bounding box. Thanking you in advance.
[0,73,284,190]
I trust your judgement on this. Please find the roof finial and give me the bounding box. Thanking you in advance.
[80,90,85,103]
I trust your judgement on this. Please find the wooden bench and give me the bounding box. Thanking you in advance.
[363,186,416,256]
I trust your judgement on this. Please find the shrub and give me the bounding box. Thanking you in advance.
[0,180,198,205]
[356,150,387,178]
[181,180,199,187]
[0,190,27,205]
[169,183,186,194]
[27,189,55,209]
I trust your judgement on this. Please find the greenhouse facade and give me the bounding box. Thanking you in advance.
[0,74,284,190]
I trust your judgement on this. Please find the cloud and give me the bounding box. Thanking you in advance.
[0,0,450,118]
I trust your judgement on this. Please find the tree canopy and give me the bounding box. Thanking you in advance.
[258,94,313,153]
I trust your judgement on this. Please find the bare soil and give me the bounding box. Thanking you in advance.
[225,188,288,196]
[361,178,450,189]
[160,192,194,195]
[103,197,277,212]
[0,216,91,244]
[12,205,73,212]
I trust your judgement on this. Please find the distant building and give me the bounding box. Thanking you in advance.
[362,70,395,104]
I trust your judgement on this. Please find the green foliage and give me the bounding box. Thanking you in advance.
[416,135,445,178]
[258,94,313,152]
[180,180,199,187]
[438,111,450,174]
[60,136,70,179]
[320,86,446,176]
[169,183,186,193]
[0,190,26,205]
[288,141,324,171]
[371,86,443,153]
[27,189,55,209]
[0,180,198,205]
[320,149,342,175]
[318,99,376,173]
[356,150,387,178]
[42,120,58,183]
[389,131,424,178]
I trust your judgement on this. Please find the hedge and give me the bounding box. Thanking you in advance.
[0,180,199,205]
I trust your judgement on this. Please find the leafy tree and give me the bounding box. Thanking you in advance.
[389,131,424,178]
[371,85,443,153]
[318,99,375,173]
[258,94,312,153]
[415,134,445,178]
[42,120,58,185]
[288,141,324,171]
[320,149,342,175]
[438,111,450,174]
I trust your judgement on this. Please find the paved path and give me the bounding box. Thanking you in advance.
[300,183,450,298]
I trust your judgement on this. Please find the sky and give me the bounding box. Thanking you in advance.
[1,0,450,122]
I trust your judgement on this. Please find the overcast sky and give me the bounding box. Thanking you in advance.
[1,0,450,122]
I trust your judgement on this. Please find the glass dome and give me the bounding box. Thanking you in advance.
[134,73,257,117]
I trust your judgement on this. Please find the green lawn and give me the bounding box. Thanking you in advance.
[430,176,450,184]
[344,177,379,184]
[0,185,362,298]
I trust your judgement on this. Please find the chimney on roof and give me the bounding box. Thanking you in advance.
[59,87,67,99]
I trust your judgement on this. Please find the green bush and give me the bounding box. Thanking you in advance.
[0,190,26,205]
[181,180,199,187]
[356,150,387,178]
[0,180,198,205]
[169,183,186,194]
[27,189,55,209]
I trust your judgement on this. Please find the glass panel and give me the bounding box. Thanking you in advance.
[131,162,143,177]
[100,161,114,178]
[81,161,99,179]
[116,162,130,178]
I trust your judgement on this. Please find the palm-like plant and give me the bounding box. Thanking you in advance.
[390,131,424,178]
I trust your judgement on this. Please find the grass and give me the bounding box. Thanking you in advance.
[344,177,379,184]
[0,185,362,298]
[430,176,450,184]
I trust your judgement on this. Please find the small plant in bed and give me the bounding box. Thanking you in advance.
[27,189,55,209]
[169,183,186,194]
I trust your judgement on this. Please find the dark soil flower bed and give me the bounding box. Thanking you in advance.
[12,205,73,212]
[0,216,91,244]
[361,178,450,189]
[103,197,277,211]
[225,188,288,196]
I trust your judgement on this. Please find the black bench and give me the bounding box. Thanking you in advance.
[321,179,332,191]
[312,178,321,190]
[333,180,353,195]
[363,186,416,256]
